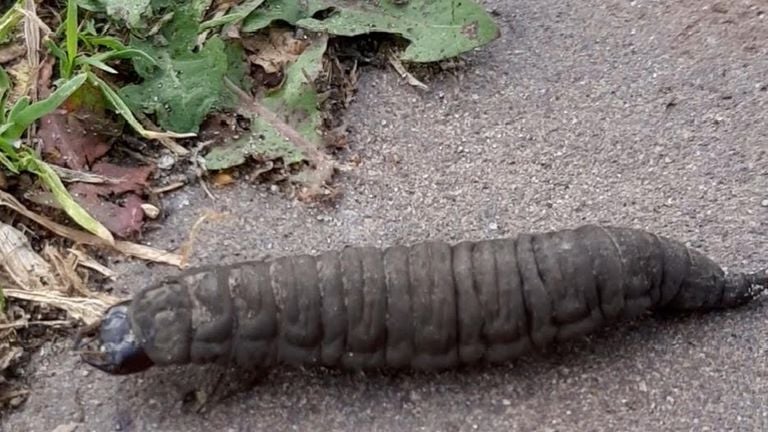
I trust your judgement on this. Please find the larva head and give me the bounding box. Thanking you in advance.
[76,301,154,375]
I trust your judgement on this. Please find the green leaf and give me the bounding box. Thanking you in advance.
[0,0,24,43]
[76,0,106,13]
[0,136,19,172]
[5,73,87,139]
[44,39,70,78]
[83,0,210,30]
[0,65,9,122]
[0,153,18,173]
[88,72,194,139]
[81,35,128,51]
[65,0,80,76]
[22,154,114,243]
[97,0,153,28]
[261,35,326,145]
[241,0,310,32]
[203,115,305,170]
[200,0,265,29]
[119,38,228,133]
[215,41,252,110]
[77,56,118,74]
[118,9,232,133]
[203,35,328,171]
[7,96,30,122]
[89,48,158,66]
[243,0,500,63]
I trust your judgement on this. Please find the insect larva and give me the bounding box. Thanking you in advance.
[76,224,768,375]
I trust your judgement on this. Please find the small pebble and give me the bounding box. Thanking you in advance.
[761,199,768,207]
[488,222,499,230]
[501,399,511,406]
[141,204,160,219]
[157,154,176,170]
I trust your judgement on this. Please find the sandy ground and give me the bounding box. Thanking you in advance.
[4,0,768,430]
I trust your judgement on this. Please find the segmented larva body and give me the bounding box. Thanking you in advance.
[127,224,765,371]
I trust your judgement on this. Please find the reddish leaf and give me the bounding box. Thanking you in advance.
[67,163,156,238]
[69,183,146,238]
[38,113,112,170]
[37,81,122,170]
[89,162,155,194]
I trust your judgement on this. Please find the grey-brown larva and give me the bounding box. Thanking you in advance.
[77,224,768,375]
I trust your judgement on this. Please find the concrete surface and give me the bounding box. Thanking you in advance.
[4,0,768,430]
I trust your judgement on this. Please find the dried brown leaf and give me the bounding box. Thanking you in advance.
[38,80,121,170]
[0,223,120,324]
[2,289,116,325]
[67,248,117,279]
[48,164,121,185]
[42,245,89,297]
[69,185,146,238]
[211,172,235,187]
[0,44,25,64]
[387,49,429,90]
[0,345,23,371]
[243,26,310,74]
[0,189,185,267]
[88,162,154,194]
[6,59,33,104]
[0,223,59,292]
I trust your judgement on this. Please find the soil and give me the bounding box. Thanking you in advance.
[2,0,768,430]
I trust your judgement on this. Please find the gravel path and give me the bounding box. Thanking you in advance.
[4,0,767,430]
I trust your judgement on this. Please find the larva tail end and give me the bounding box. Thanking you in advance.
[722,268,768,308]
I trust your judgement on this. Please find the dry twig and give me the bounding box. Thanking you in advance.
[223,77,336,198]
[0,190,185,267]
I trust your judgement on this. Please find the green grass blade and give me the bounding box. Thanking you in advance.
[89,48,158,66]
[65,0,79,77]
[81,36,128,51]
[0,0,24,42]
[5,73,87,139]
[44,39,70,78]
[76,56,119,74]
[88,72,195,139]
[0,136,19,173]
[0,152,19,173]
[23,154,114,243]
[0,65,9,122]
[7,96,30,122]
[200,0,265,29]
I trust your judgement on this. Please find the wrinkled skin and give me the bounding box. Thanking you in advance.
[76,225,768,376]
